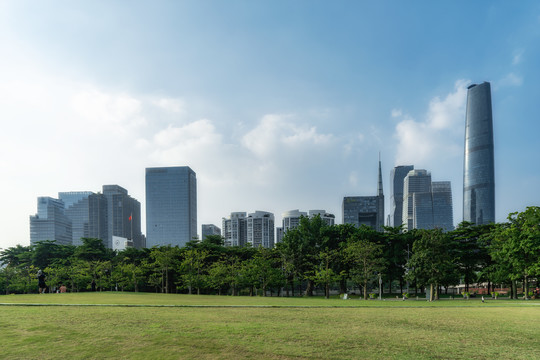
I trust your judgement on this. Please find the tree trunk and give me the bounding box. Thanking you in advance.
[340,278,347,295]
[364,281,368,300]
[304,280,314,297]
[325,282,330,299]
[429,283,434,302]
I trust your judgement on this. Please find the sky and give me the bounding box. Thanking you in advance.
[1,1,540,250]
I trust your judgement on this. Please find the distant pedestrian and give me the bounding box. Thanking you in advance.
[59,284,67,293]
[37,270,47,294]
[481,296,485,303]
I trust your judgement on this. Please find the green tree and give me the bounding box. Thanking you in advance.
[406,229,458,301]
[345,227,386,300]
[180,248,209,295]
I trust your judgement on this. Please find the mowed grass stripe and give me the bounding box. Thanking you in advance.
[1,299,539,360]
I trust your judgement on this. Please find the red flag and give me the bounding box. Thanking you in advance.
[129,214,132,221]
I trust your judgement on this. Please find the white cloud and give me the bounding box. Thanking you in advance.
[242,114,334,158]
[512,49,524,65]
[394,80,468,166]
[498,72,523,88]
[391,109,402,118]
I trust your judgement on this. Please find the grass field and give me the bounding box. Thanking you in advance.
[1,293,539,359]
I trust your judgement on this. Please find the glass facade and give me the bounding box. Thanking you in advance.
[463,82,495,225]
[342,160,384,231]
[390,165,414,227]
[402,169,432,231]
[103,185,143,249]
[201,224,221,240]
[30,197,72,245]
[432,181,454,232]
[146,167,197,248]
[59,191,94,246]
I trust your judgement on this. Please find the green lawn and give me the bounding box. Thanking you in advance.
[1,293,539,359]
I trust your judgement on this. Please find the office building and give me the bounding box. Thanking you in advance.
[390,165,414,228]
[103,185,143,249]
[30,197,72,245]
[222,212,247,247]
[463,82,495,225]
[432,181,454,231]
[201,224,221,240]
[59,191,108,246]
[146,166,197,247]
[402,169,432,231]
[343,159,385,231]
[308,210,335,226]
[402,170,454,231]
[247,211,275,248]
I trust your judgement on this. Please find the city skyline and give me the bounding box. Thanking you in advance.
[2,1,540,250]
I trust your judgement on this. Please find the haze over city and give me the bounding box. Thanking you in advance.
[2,1,540,250]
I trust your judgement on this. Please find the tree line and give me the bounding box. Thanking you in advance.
[1,207,539,300]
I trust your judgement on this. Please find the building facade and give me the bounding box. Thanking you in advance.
[402,169,432,231]
[342,159,384,231]
[247,211,275,248]
[146,166,197,248]
[390,165,414,228]
[103,185,143,249]
[59,191,108,246]
[201,224,221,240]
[463,82,495,225]
[432,181,454,232]
[30,197,72,245]
[222,212,247,247]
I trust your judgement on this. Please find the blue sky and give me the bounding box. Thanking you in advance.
[1,1,539,249]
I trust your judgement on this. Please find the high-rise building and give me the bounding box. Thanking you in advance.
[432,181,454,232]
[282,210,307,232]
[463,82,495,225]
[402,170,454,231]
[247,211,275,248]
[308,210,336,226]
[390,165,414,228]
[201,224,221,240]
[342,159,384,231]
[59,191,108,246]
[402,169,432,231]
[146,166,197,248]
[222,212,247,247]
[103,185,143,249]
[30,197,72,245]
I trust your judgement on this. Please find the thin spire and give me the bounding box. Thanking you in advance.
[377,153,384,196]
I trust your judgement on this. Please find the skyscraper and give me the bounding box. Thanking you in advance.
[432,181,454,232]
[103,185,143,249]
[342,159,385,231]
[390,165,414,228]
[146,166,197,247]
[246,211,275,248]
[222,212,247,247]
[30,197,72,245]
[402,170,454,231]
[59,191,108,246]
[463,82,495,225]
[402,169,432,231]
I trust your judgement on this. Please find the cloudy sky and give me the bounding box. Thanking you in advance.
[2,1,540,250]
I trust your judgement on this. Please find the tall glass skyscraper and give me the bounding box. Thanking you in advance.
[146,166,197,247]
[463,82,495,225]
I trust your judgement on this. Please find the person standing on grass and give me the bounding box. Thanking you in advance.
[37,270,47,294]
[59,284,67,293]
